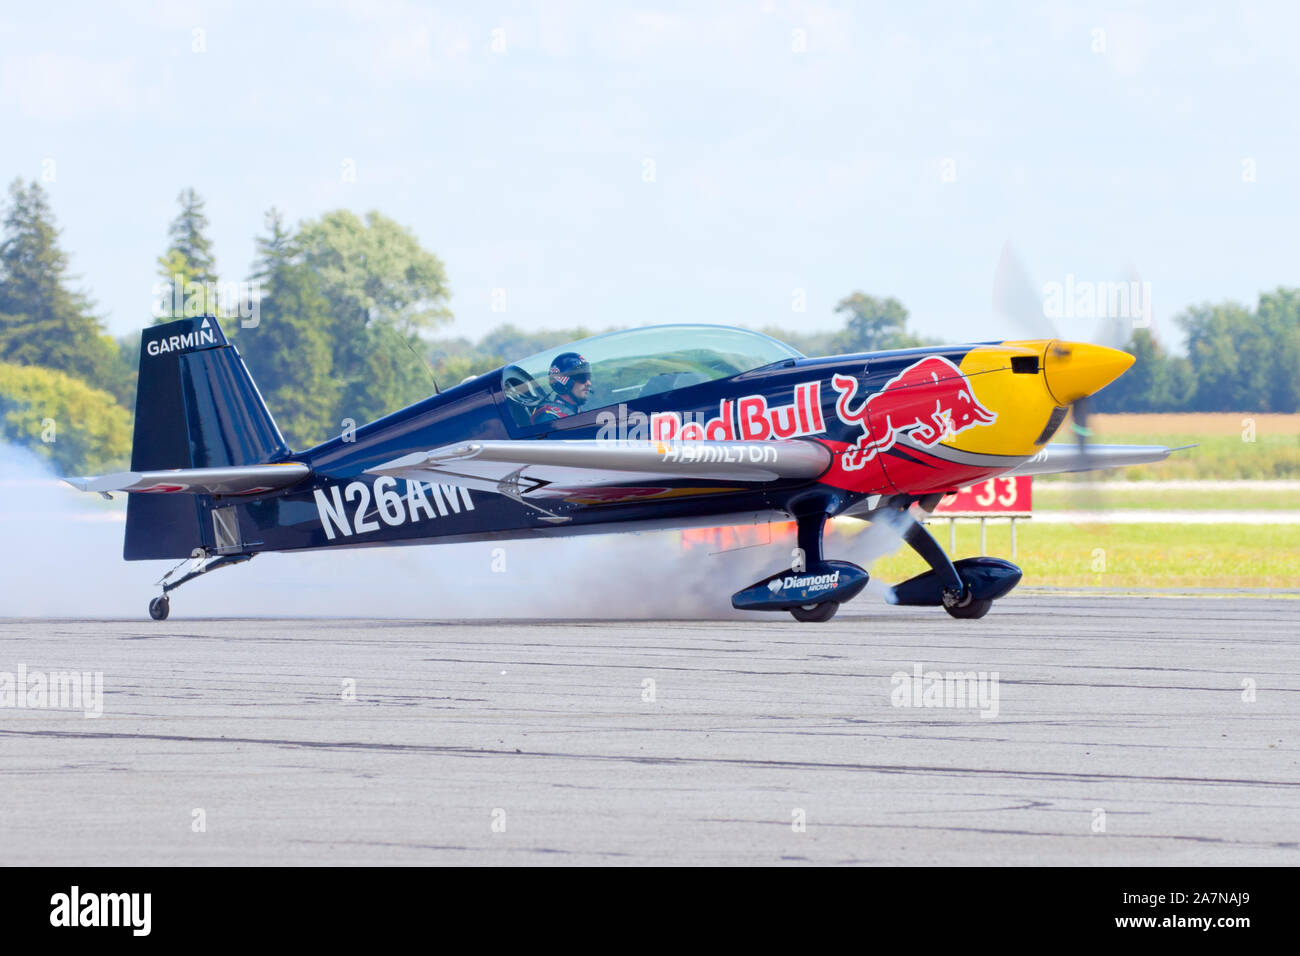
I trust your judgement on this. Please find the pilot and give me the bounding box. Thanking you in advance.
[531,352,592,425]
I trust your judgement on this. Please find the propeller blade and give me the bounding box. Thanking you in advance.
[992,241,1057,339]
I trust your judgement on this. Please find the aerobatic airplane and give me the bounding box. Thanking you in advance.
[67,315,1174,621]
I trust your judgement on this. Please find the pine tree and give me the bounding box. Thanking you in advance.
[155,187,219,321]
[0,179,120,395]
[237,209,340,448]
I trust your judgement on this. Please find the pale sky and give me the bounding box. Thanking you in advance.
[2,0,1296,351]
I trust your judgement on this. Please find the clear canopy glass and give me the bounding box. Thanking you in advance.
[499,324,803,428]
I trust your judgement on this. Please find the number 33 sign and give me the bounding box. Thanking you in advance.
[933,476,1033,515]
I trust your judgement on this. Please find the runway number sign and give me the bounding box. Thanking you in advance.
[933,476,1032,516]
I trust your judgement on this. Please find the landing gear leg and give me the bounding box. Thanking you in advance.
[149,551,253,620]
[886,504,1021,618]
[901,518,979,615]
[788,510,840,623]
[795,509,826,570]
[892,514,1002,619]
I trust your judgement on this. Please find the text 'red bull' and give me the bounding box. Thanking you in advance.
[832,356,997,470]
[652,382,825,441]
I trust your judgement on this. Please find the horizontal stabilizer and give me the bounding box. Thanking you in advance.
[65,462,311,497]
[1002,443,1178,477]
[366,439,831,498]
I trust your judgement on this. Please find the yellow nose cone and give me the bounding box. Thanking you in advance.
[1043,340,1135,405]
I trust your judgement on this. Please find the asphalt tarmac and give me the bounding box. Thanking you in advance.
[1,594,1297,865]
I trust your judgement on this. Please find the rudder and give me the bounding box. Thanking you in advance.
[125,315,290,559]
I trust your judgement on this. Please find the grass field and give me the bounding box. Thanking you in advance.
[862,521,1300,589]
[749,412,1300,592]
[1044,412,1299,481]
[1032,486,1300,511]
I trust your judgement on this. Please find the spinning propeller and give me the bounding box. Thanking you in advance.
[992,241,1138,475]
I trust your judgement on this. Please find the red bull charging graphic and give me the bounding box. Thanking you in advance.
[831,356,998,470]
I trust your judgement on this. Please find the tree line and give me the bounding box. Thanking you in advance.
[1093,294,1300,414]
[0,175,1295,475]
[0,180,452,469]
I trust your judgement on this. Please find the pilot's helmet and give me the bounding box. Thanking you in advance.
[548,352,591,397]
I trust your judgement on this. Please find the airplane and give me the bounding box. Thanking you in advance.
[66,314,1175,622]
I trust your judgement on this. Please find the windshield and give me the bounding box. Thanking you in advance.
[499,324,803,430]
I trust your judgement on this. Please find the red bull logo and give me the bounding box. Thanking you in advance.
[651,382,825,441]
[831,356,997,470]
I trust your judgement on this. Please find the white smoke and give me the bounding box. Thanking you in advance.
[0,443,909,620]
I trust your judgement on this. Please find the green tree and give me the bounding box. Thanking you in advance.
[0,179,122,397]
[1179,303,1238,410]
[832,293,923,353]
[0,362,131,474]
[296,210,452,422]
[109,330,141,411]
[1173,291,1300,412]
[1179,301,1276,411]
[359,321,441,417]
[1255,287,1300,412]
[237,209,340,448]
[1164,354,1195,408]
[155,187,219,321]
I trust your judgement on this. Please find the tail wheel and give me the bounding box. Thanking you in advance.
[148,596,170,621]
[943,597,992,619]
[790,601,839,623]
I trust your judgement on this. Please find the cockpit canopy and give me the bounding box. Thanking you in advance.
[499,324,803,430]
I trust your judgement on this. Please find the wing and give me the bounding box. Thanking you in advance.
[1001,443,1179,477]
[64,462,311,496]
[365,439,831,499]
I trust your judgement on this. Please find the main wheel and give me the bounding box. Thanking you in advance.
[790,601,838,623]
[148,596,170,621]
[943,597,992,619]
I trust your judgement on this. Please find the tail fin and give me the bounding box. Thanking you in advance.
[125,315,290,559]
